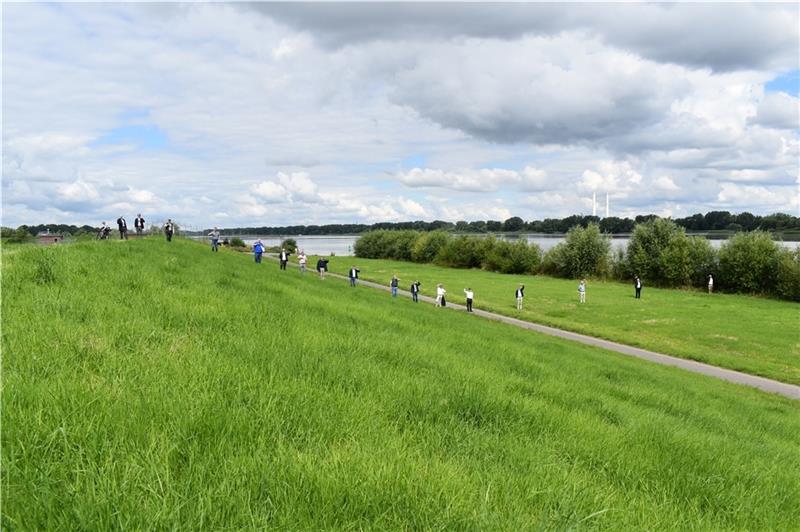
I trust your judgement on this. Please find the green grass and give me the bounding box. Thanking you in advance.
[322,257,800,385]
[3,238,799,529]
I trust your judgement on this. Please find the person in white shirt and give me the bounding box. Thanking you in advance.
[464,288,474,312]
[578,279,586,303]
[297,250,307,274]
[515,284,525,310]
[208,227,220,252]
[707,274,714,294]
[435,284,446,307]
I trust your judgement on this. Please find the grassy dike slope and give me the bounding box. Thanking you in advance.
[3,239,799,530]
[325,257,800,385]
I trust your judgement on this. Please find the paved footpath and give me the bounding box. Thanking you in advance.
[274,257,800,400]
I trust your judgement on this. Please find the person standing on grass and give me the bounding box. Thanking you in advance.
[317,257,329,279]
[297,250,307,274]
[390,275,400,297]
[464,288,474,312]
[279,248,291,270]
[707,274,714,294]
[578,279,586,303]
[349,265,360,287]
[634,275,642,299]
[117,216,128,240]
[134,214,145,235]
[164,219,174,242]
[253,240,265,264]
[208,227,220,252]
[435,284,446,307]
[515,284,525,310]
[410,280,421,302]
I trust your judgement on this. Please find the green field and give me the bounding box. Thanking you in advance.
[322,257,800,385]
[3,238,799,529]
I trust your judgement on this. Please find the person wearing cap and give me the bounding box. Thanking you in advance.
[253,240,265,263]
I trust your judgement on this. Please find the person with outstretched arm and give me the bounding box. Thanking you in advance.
[634,275,642,299]
[349,266,360,287]
[464,288,474,312]
[410,280,421,302]
[253,240,265,263]
[279,248,291,270]
[208,227,220,252]
[317,257,329,279]
[515,284,525,310]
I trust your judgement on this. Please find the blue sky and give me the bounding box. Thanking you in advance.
[3,3,798,229]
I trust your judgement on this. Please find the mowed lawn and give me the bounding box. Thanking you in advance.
[3,238,799,529]
[322,257,800,385]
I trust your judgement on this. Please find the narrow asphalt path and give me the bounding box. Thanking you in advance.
[269,256,800,400]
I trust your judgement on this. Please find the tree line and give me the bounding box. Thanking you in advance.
[354,219,800,301]
[2,211,798,239]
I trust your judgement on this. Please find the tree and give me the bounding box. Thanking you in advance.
[627,218,689,286]
[502,216,524,232]
[541,223,610,278]
[281,238,298,253]
[718,231,780,294]
[411,231,450,263]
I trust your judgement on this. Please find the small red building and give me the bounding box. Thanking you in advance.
[37,232,64,245]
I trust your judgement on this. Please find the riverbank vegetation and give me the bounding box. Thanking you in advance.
[3,238,799,529]
[354,219,800,301]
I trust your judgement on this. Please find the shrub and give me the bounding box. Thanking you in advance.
[354,230,393,258]
[411,231,450,263]
[435,236,488,269]
[230,237,246,248]
[542,223,610,278]
[386,230,420,261]
[686,237,717,288]
[281,238,298,253]
[627,218,687,286]
[718,231,780,294]
[774,248,800,301]
[482,239,541,274]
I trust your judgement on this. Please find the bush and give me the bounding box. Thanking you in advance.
[718,231,780,294]
[281,238,298,253]
[774,248,800,301]
[686,237,717,288]
[542,223,610,278]
[386,230,420,261]
[627,218,688,287]
[435,236,489,269]
[411,231,450,263]
[482,239,541,274]
[230,237,246,248]
[354,230,393,258]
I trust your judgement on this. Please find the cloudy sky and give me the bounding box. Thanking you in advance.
[3,2,799,229]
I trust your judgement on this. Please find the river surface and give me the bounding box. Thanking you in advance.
[198,234,799,257]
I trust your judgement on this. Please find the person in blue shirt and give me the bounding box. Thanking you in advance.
[253,240,265,263]
[390,275,400,297]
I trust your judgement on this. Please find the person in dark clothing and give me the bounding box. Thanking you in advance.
[279,248,291,270]
[410,280,421,302]
[163,219,174,242]
[634,275,642,299]
[348,266,360,287]
[134,214,145,234]
[515,284,525,310]
[117,216,128,240]
[464,288,474,312]
[317,257,329,279]
[390,275,400,297]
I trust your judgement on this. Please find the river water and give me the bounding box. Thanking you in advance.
[205,234,799,257]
